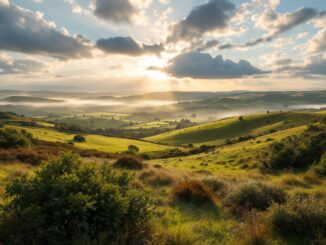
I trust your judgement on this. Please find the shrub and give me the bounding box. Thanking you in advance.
[0,153,151,244]
[128,145,140,153]
[113,156,146,170]
[173,180,216,206]
[73,134,86,142]
[0,128,33,148]
[312,152,326,176]
[267,196,326,240]
[261,122,326,170]
[225,183,286,214]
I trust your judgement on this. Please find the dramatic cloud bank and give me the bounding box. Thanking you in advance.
[166,52,264,79]
[167,0,235,42]
[96,36,163,56]
[0,3,92,59]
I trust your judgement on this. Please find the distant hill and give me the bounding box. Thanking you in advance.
[123,91,251,101]
[2,96,65,103]
[145,112,323,146]
[167,91,326,113]
[0,112,21,120]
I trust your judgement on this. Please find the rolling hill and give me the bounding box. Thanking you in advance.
[152,124,309,173]
[145,112,322,146]
[4,125,174,153]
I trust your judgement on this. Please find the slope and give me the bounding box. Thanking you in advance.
[145,112,320,146]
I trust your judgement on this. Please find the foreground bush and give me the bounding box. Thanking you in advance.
[113,156,146,170]
[0,153,151,244]
[173,180,216,206]
[0,128,33,148]
[226,183,286,214]
[267,196,326,240]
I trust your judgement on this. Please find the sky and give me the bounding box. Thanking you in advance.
[0,0,325,93]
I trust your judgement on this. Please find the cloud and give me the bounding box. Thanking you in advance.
[300,56,326,76]
[167,0,235,42]
[219,7,323,49]
[93,0,152,24]
[196,40,220,52]
[305,28,326,53]
[96,36,163,56]
[0,52,45,75]
[165,52,265,79]
[0,3,92,59]
[94,0,136,23]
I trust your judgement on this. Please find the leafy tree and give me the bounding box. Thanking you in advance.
[128,144,140,153]
[0,153,151,244]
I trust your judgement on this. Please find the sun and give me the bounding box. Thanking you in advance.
[140,55,170,81]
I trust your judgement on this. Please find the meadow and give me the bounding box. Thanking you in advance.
[0,109,325,244]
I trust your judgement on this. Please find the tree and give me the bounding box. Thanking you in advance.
[73,134,86,142]
[128,144,140,153]
[0,153,151,243]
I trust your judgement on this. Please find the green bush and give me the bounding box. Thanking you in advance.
[0,128,33,148]
[312,152,326,176]
[267,196,326,240]
[73,134,86,142]
[173,180,216,206]
[0,153,151,244]
[113,156,146,170]
[226,183,286,214]
[261,122,326,170]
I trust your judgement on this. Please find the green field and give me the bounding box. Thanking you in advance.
[146,112,319,146]
[5,125,174,153]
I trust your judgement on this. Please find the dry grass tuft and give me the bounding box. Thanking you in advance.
[173,180,216,206]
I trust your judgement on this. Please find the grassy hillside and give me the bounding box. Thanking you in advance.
[151,124,308,173]
[146,112,320,146]
[5,125,173,153]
